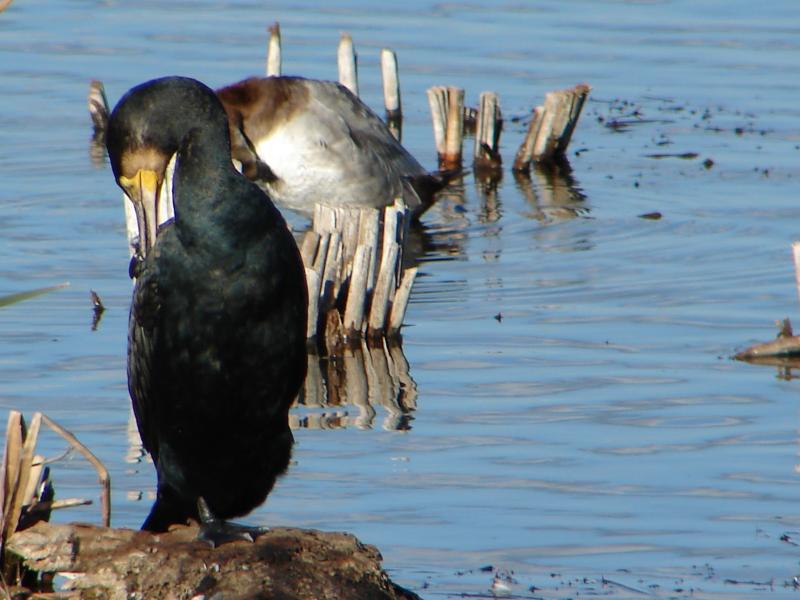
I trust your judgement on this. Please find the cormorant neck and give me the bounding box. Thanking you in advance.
[170,128,244,251]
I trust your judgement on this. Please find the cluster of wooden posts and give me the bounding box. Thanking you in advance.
[301,200,415,347]
[268,22,590,173]
[264,23,590,348]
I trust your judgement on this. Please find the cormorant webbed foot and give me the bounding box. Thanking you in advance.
[196,497,269,548]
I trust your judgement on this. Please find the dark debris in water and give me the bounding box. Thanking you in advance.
[638,211,662,220]
[90,289,105,331]
[435,560,800,598]
[590,95,774,144]
[644,152,699,160]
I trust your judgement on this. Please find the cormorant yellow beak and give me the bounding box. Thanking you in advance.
[119,169,161,256]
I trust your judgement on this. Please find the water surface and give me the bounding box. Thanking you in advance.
[2,0,800,597]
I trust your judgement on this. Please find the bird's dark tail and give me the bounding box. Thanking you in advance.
[407,168,462,219]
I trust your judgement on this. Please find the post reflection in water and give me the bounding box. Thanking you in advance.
[295,340,417,431]
[126,340,418,469]
[514,162,589,223]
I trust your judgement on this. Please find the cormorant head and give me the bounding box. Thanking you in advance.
[106,76,230,255]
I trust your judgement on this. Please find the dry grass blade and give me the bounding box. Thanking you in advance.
[41,415,110,527]
[4,413,41,546]
[0,411,23,546]
[0,283,69,309]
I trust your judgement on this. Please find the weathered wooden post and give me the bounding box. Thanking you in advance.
[337,33,359,97]
[473,91,503,180]
[266,22,282,76]
[427,86,464,170]
[381,48,402,140]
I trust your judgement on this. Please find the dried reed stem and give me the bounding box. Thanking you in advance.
[41,415,110,527]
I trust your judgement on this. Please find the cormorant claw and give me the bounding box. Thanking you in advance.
[196,497,269,548]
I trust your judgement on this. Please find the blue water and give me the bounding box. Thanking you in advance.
[2,0,800,597]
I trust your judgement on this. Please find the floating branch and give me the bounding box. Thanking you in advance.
[381,48,402,140]
[473,91,503,179]
[736,242,800,363]
[427,86,464,170]
[301,200,416,348]
[735,318,800,360]
[266,22,282,76]
[513,83,591,171]
[337,33,359,97]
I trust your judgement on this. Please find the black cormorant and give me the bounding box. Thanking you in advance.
[106,76,308,543]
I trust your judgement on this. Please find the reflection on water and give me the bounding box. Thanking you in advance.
[738,355,800,382]
[515,163,589,224]
[297,340,417,431]
[88,131,106,169]
[126,340,417,463]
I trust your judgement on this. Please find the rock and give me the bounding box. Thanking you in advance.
[7,521,420,600]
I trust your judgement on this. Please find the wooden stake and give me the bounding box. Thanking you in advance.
[337,33,359,97]
[322,232,342,308]
[312,233,330,274]
[556,83,591,155]
[305,267,321,339]
[266,22,282,77]
[532,100,557,162]
[427,86,448,158]
[381,48,402,122]
[389,267,418,336]
[88,80,110,133]
[343,245,372,336]
[427,85,464,169]
[473,91,503,177]
[513,105,544,173]
[443,86,465,169]
[381,203,400,284]
[526,84,592,164]
[792,241,800,306]
[300,230,320,268]
[368,242,399,336]
[358,208,380,295]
